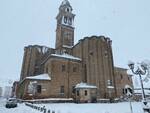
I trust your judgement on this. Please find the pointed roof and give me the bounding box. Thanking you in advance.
[61,0,70,6]
[59,0,72,10]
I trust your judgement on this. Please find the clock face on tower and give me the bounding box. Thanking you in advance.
[63,16,72,26]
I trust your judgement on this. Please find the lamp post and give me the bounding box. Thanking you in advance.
[128,61,148,101]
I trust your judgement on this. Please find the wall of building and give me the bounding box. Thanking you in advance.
[20,45,55,81]
[114,67,133,98]
[75,88,97,103]
[18,39,133,100]
[17,0,134,100]
[72,36,116,98]
[19,80,51,99]
[56,25,74,48]
[44,57,82,98]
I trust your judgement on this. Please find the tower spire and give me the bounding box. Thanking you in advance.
[55,0,75,51]
[61,0,70,5]
[59,0,72,13]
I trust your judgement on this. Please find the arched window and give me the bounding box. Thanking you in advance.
[68,18,72,25]
[60,86,64,94]
[77,90,79,96]
[73,67,77,72]
[85,90,88,96]
[64,17,67,24]
[37,85,42,93]
[66,8,70,12]
[66,7,71,12]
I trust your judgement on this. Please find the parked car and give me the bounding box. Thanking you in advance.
[5,98,17,108]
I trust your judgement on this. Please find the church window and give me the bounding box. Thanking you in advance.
[120,74,123,79]
[107,80,112,86]
[60,86,64,94]
[66,8,70,12]
[104,51,108,57]
[64,17,67,24]
[89,51,93,56]
[73,67,77,72]
[77,90,79,96]
[62,64,66,72]
[37,85,42,93]
[122,88,125,94]
[85,90,88,96]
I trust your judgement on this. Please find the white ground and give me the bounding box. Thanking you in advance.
[0,98,41,113]
[0,98,145,113]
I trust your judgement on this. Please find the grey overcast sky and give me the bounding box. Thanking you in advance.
[0,0,150,86]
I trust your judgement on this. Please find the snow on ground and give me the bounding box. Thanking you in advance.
[0,98,41,113]
[38,102,143,113]
[0,98,144,113]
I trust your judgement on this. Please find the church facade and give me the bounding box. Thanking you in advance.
[17,0,132,100]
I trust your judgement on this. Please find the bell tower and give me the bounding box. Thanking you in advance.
[55,0,75,51]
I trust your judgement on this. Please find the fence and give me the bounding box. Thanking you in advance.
[25,102,56,113]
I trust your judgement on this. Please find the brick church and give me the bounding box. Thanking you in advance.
[17,0,132,101]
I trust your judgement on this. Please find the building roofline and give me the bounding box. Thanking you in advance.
[114,66,128,71]
[41,53,82,65]
[72,35,112,49]
[24,45,52,49]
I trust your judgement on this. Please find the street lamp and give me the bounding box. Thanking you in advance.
[128,61,148,101]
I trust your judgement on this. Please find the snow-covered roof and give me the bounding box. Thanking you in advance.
[26,74,51,81]
[75,83,97,89]
[37,46,49,54]
[51,53,81,61]
[125,84,132,89]
[107,86,114,89]
[62,45,73,49]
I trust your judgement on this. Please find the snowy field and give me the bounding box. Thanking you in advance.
[0,98,40,113]
[0,98,144,113]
